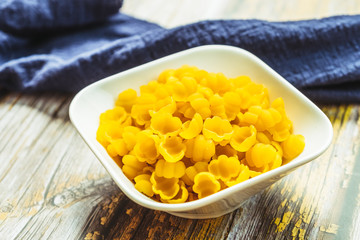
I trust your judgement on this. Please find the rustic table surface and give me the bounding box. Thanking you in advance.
[1,1,360,239]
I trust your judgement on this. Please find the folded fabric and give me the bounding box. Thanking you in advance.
[0,0,123,35]
[0,1,360,104]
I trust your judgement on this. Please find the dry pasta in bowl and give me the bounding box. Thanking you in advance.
[96,65,305,203]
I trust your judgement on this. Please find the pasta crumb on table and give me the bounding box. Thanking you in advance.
[96,65,305,203]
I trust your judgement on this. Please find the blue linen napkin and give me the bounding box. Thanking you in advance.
[1,0,360,103]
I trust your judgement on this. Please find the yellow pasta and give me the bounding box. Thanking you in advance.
[202,116,233,142]
[134,174,154,197]
[153,96,177,114]
[223,91,242,120]
[150,172,180,200]
[159,136,186,163]
[96,65,305,203]
[246,143,278,168]
[208,155,241,182]
[225,164,250,187]
[193,172,221,199]
[209,94,226,118]
[115,89,137,112]
[182,162,208,185]
[184,135,215,163]
[215,144,238,158]
[96,122,123,147]
[155,159,186,178]
[281,134,305,161]
[164,181,189,203]
[189,93,211,119]
[201,72,231,94]
[230,125,257,152]
[122,155,148,180]
[179,113,203,139]
[150,111,182,136]
[133,130,159,164]
[107,139,128,157]
[256,131,272,144]
[119,126,139,150]
[99,106,128,124]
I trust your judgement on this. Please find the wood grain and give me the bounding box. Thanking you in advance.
[1,1,360,239]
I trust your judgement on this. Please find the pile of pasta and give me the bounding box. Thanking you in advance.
[96,65,305,203]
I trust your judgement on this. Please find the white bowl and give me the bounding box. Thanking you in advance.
[69,45,333,219]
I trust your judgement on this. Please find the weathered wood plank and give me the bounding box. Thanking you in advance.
[0,94,74,237]
[0,99,113,239]
[125,211,194,240]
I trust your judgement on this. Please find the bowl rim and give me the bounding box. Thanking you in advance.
[69,44,333,213]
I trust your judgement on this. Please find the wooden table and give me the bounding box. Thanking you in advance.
[1,1,360,239]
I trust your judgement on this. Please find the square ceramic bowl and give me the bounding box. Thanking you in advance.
[69,45,333,219]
